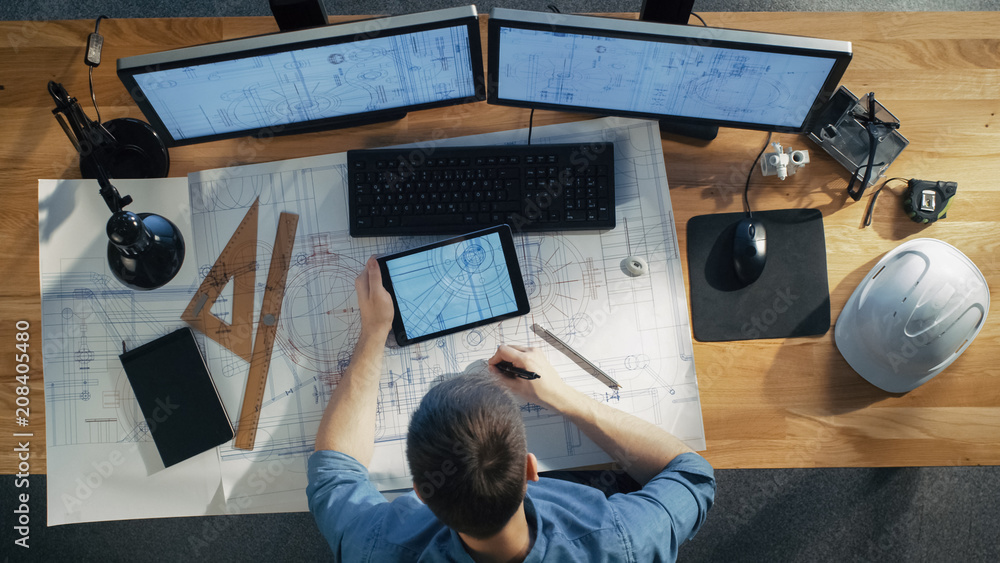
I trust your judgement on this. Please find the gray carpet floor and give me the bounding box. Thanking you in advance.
[3,1,999,562]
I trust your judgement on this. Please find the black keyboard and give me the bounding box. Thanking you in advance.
[347,143,615,236]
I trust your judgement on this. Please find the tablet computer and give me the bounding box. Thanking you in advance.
[377,225,530,346]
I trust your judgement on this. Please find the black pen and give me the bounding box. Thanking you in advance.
[495,361,540,380]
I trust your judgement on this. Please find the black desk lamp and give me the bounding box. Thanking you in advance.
[48,81,185,290]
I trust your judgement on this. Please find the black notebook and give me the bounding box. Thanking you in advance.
[119,328,234,468]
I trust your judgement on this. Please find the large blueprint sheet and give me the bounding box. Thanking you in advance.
[40,117,704,524]
[189,117,705,512]
[39,178,225,525]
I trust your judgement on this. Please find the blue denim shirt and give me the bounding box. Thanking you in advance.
[307,450,715,562]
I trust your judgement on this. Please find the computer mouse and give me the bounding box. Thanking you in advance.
[732,217,767,285]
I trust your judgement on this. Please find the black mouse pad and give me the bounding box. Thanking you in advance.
[686,208,830,341]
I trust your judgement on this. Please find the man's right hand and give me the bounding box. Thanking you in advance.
[487,345,578,413]
[488,342,695,485]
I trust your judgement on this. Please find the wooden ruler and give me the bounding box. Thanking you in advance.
[233,210,298,450]
[181,198,299,450]
[181,199,259,362]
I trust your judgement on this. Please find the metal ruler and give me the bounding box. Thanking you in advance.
[181,198,299,450]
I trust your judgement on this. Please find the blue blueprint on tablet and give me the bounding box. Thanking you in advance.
[384,231,519,339]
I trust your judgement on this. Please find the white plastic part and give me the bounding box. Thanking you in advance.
[834,238,990,393]
[623,256,648,276]
[760,142,810,180]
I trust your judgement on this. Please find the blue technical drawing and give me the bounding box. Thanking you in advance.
[138,25,477,140]
[496,27,836,127]
[385,232,519,339]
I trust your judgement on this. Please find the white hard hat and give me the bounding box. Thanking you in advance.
[835,238,989,392]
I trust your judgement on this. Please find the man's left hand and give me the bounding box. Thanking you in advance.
[356,256,395,337]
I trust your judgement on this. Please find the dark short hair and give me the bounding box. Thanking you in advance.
[406,374,527,539]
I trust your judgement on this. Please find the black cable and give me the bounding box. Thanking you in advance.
[88,15,108,123]
[862,177,907,227]
[89,67,101,124]
[546,4,561,13]
[846,123,879,200]
[527,108,535,145]
[846,93,898,201]
[744,132,772,217]
[691,12,708,26]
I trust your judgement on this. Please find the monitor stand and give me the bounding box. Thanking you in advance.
[657,120,718,141]
[639,0,719,142]
[269,0,329,31]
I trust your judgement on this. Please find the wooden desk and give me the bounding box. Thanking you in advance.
[1,13,997,473]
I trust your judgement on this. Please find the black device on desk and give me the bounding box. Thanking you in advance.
[119,328,234,468]
[348,142,615,236]
[732,217,767,285]
[487,8,852,136]
[376,225,530,346]
[116,6,484,146]
[49,81,185,291]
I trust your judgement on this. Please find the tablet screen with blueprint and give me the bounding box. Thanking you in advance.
[378,225,530,346]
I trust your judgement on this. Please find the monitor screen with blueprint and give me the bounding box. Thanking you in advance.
[487,8,852,133]
[117,6,484,145]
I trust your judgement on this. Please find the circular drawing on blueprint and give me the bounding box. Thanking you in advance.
[197,238,265,297]
[225,87,344,129]
[279,250,364,376]
[624,354,651,371]
[510,60,612,103]
[423,240,509,302]
[113,367,153,443]
[358,70,388,81]
[519,235,595,326]
[194,178,262,212]
[349,47,388,62]
[687,57,788,113]
[269,94,340,122]
[569,312,596,339]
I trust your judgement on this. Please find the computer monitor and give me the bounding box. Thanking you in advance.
[117,6,485,147]
[487,8,852,135]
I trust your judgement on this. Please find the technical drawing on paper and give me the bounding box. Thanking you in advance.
[186,117,705,511]
[39,117,705,523]
[386,231,520,340]
[136,25,477,140]
[495,27,835,127]
[39,178,233,526]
